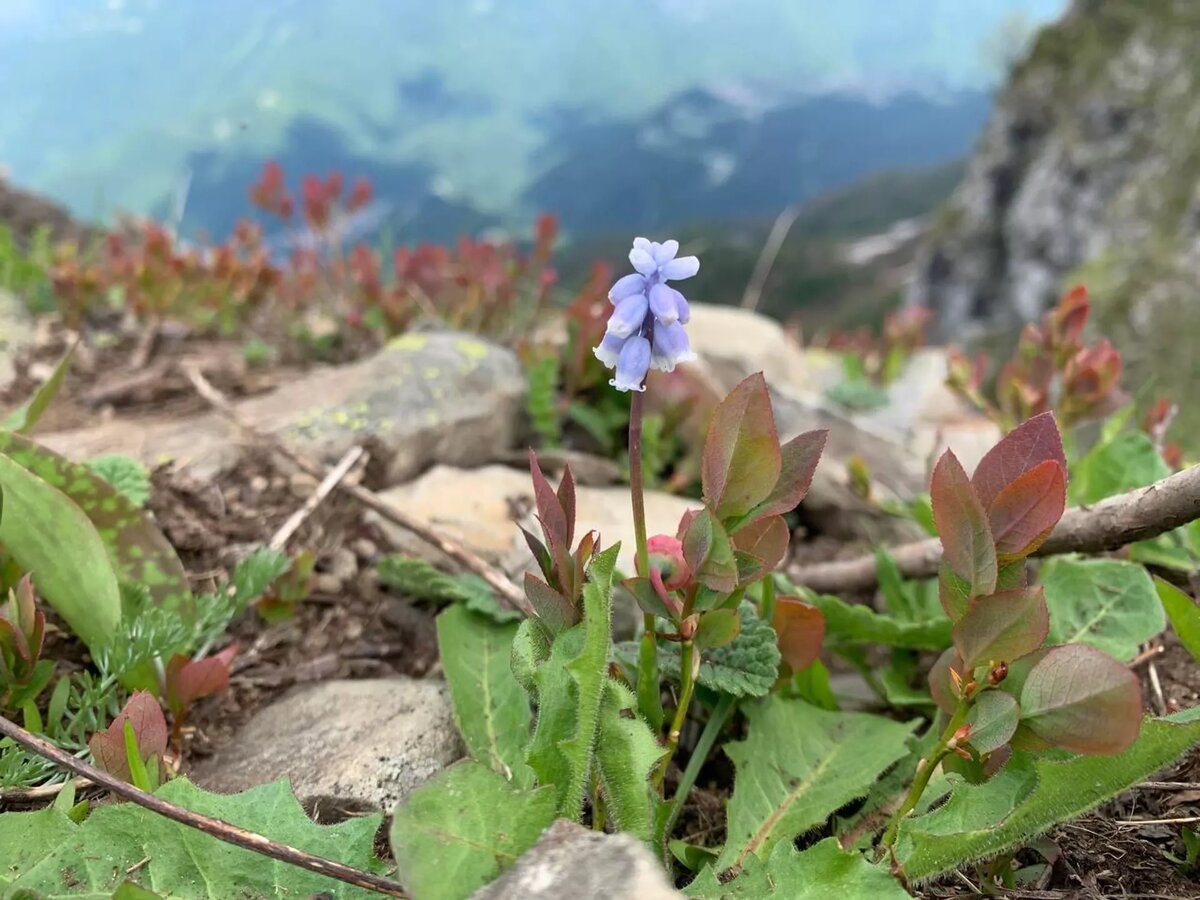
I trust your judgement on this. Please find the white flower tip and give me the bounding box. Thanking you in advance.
[610,377,647,392]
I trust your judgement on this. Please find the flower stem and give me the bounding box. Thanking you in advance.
[630,390,664,729]
[662,693,737,840]
[880,697,971,848]
[760,573,777,623]
[653,638,698,788]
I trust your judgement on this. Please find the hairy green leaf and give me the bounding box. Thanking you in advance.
[686,838,907,899]
[896,715,1200,881]
[1041,557,1165,662]
[84,455,151,508]
[0,447,121,648]
[391,760,556,900]
[8,777,381,897]
[1157,577,1200,664]
[595,680,664,840]
[437,604,532,787]
[657,601,781,697]
[716,695,916,872]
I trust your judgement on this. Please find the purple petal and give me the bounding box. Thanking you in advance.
[611,335,651,392]
[593,331,626,369]
[651,321,697,373]
[669,288,690,324]
[629,247,657,276]
[661,255,699,281]
[648,283,678,324]
[608,272,646,304]
[652,239,679,266]
[606,292,649,338]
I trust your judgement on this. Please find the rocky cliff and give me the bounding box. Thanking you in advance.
[908,0,1200,431]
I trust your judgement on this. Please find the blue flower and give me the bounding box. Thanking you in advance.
[594,237,698,391]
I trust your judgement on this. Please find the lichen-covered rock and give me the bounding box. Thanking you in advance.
[192,678,463,814]
[470,819,682,900]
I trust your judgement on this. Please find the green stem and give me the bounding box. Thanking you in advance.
[880,697,971,848]
[653,639,698,787]
[662,693,737,840]
[630,390,663,729]
[760,574,776,623]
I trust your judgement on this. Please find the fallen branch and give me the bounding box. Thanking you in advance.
[0,714,410,898]
[182,364,534,617]
[269,445,365,551]
[790,463,1200,594]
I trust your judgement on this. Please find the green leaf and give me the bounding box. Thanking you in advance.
[391,760,557,900]
[526,544,619,819]
[657,601,781,698]
[0,447,121,648]
[595,680,664,840]
[9,778,382,897]
[715,695,917,872]
[84,455,151,508]
[231,546,291,605]
[1072,430,1169,505]
[0,804,76,887]
[686,838,908,899]
[1041,557,1165,661]
[896,715,1200,880]
[437,604,533,787]
[965,690,1019,754]
[808,590,951,651]
[696,607,741,650]
[1157,577,1200,664]
[0,430,192,628]
[1,344,73,434]
[952,588,1049,670]
[702,373,782,520]
[378,554,518,623]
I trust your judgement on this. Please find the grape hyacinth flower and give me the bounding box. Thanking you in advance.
[594,237,699,391]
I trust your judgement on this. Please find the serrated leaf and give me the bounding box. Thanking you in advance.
[703,373,782,520]
[232,546,291,605]
[10,778,382,897]
[686,837,907,899]
[808,590,951,651]
[952,588,1048,670]
[0,430,192,629]
[1020,643,1142,754]
[715,696,916,871]
[510,616,550,695]
[971,412,1066,508]
[987,460,1065,561]
[965,690,1019,754]
[437,604,533,787]
[595,680,664,840]
[84,455,151,508]
[1041,557,1165,661]
[931,450,996,598]
[1,344,73,434]
[657,601,781,697]
[1157,577,1200,663]
[896,716,1200,880]
[391,760,556,900]
[377,554,519,623]
[0,445,121,648]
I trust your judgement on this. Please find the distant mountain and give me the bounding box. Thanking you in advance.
[0,0,1068,239]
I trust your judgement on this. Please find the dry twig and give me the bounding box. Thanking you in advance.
[269,445,365,551]
[790,464,1200,594]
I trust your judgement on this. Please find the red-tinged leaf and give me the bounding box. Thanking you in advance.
[682,508,714,575]
[702,373,782,520]
[1019,644,1142,754]
[571,530,597,602]
[997,560,1028,591]
[696,519,738,594]
[750,429,828,519]
[971,412,1066,508]
[88,690,167,783]
[695,607,741,650]
[931,450,997,598]
[528,450,568,551]
[731,515,790,575]
[928,648,963,715]
[165,645,237,719]
[622,575,680,622]
[556,463,576,549]
[772,596,825,674]
[519,525,554,583]
[675,508,701,543]
[965,690,1019,754]
[953,588,1050,670]
[988,459,1066,561]
[734,550,765,586]
[939,563,972,622]
[524,572,578,633]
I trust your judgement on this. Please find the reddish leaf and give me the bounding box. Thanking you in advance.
[556,463,576,550]
[695,608,741,650]
[519,525,554,583]
[928,648,963,715]
[731,515,790,575]
[965,690,1019,754]
[682,508,714,575]
[751,429,828,519]
[165,644,237,719]
[622,575,681,622]
[1019,644,1142,754]
[88,691,167,783]
[938,564,972,622]
[772,596,825,674]
[988,460,1066,561]
[702,373,782,520]
[524,573,578,633]
[528,450,568,554]
[931,450,997,598]
[953,588,1049,670]
[971,412,1066,508]
[996,560,1029,591]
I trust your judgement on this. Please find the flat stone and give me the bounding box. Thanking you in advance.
[0,289,37,391]
[192,678,462,814]
[685,302,810,393]
[471,819,682,900]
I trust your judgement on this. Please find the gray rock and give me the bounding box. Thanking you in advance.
[471,819,682,900]
[192,678,463,813]
[0,289,36,391]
